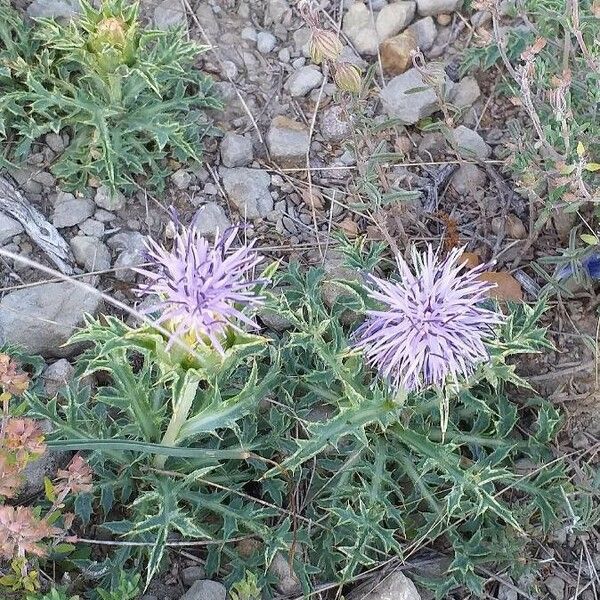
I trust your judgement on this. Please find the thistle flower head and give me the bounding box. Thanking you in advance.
[2,418,46,464]
[0,506,59,559]
[354,246,503,392]
[135,224,263,353]
[0,354,30,397]
[55,454,93,496]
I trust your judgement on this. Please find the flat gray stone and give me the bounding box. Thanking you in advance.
[52,195,95,228]
[0,213,24,245]
[42,359,74,397]
[95,185,126,211]
[267,116,310,167]
[192,202,232,238]
[154,0,187,29]
[27,0,79,19]
[452,125,491,159]
[417,0,462,16]
[180,580,226,600]
[70,236,111,272]
[220,168,273,219]
[220,133,253,168]
[375,2,416,40]
[107,231,147,283]
[286,66,323,97]
[407,17,437,51]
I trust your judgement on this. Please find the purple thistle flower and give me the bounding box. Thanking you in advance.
[354,246,504,392]
[134,224,263,353]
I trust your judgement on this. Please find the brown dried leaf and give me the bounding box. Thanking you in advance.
[339,218,359,237]
[300,187,325,211]
[479,271,523,301]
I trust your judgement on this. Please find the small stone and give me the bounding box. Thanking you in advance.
[42,359,74,397]
[0,282,101,357]
[222,60,238,79]
[471,9,492,25]
[94,209,116,223]
[436,12,452,24]
[241,26,258,42]
[380,30,418,76]
[343,3,379,56]
[545,576,565,600]
[31,171,56,188]
[266,0,289,25]
[267,116,310,167]
[286,66,323,97]
[278,47,291,62]
[0,213,24,245]
[95,185,126,211]
[269,553,302,596]
[380,68,451,125]
[221,168,273,219]
[220,133,254,167]
[258,308,293,332]
[79,218,105,238]
[362,571,421,600]
[497,584,518,600]
[45,132,66,153]
[180,580,226,600]
[110,232,146,283]
[257,31,277,53]
[417,0,462,16]
[53,196,95,228]
[492,214,527,239]
[293,27,311,56]
[171,169,192,190]
[27,0,79,19]
[320,106,353,142]
[452,125,491,159]
[451,164,487,195]
[154,0,187,30]
[375,2,416,40]
[195,2,219,35]
[181,566,206,588]
[192,202,232,238]
[407,17,437,50]
[451,76,481,108]
[70,236,111,271]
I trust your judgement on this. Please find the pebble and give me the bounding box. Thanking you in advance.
[257,31,277,53]
[31,170,56,188]
[240,26,258,42]
[452,125,491,159]
[79,218,105,238]
[436,12,452,24]
[417,0,462,16]
[375,2,416,40]
[180,580,226,600]
[286,66,323,97]
[471,9,491,26]
[343,3,379,55]
[492,214,527,239]
[154,0,187,29]
[545,576,565,600]
[220,133,254,168]
[0,282,101,357]
[192,202,232,238]
[361,572,421,600]
[407,16,437,50]
[380,30,418,76]
[0,213,24,245]
[95,185,126,211]
[267,116,310,167]
[266,0,290,25]
[181,566,206,588]
[220,167,273,219]
[110,232,147,283]
[195,3,219,36]
[45,132,66,153]
[53,194,95,228]
[451,163,487,195]
[94,209,116,223]
[320,106,353,142]
[42,359,74,397]
[380,68,451,124]
[278,47,291,62]
[70,236,111,272]
[268,553,302,596]
[451,76,481,108]
[171,169,192,190]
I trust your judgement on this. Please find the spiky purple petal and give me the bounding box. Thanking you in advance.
[354,246,503,392]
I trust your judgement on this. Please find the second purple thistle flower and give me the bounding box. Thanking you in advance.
[354,246,504,392]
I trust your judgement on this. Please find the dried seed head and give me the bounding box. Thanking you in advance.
[0,354,30,397]
[333,62,362,94]
[95,17,127,48]
[309,29,343,64]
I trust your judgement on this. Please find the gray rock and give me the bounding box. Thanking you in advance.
[257,31,277,54]
[181,566,206,588]
[497,583,518,600]
[375,2,416,40]
[171,169,192,190]
[0,282,101,357]
[451,76,481,108]
[417,0,462,16]
[70,236,111,272]
[107,231,147,283]
[95,185,126,211]
[320,106,353,142]
[267,116,310,167]
[52,195,95,228]
[286,66,323,97]
[545,576,565,600]
[362,572,421,600]
[154,0,187,30]
[94,209,116,223]
[380,68,451,124]
[451,164,487,195]
[45,132,66,153]
[258,307,293,332]
[220,133,254,168]
[79,218,105,238]
[266,0,290,25]
[221,168,273,219]
[180,580,226,600]
[343,3,379,55]
[269,553,301,596]
[0,213,24,245]
[407,17,437,50]
[42,359,74,397]
[32,170,56,188]
[194,3,219,36]
[192,202,232,238]
[27,0,79,19]
[452,125,491,159]
[241,26,258,42]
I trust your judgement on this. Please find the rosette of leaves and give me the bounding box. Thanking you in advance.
[0,0,220,194]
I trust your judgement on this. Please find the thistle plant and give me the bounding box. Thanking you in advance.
[0,0,220,194]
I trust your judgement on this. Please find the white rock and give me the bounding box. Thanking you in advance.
[154,0,187,29]
[375,2,416,40]
[343,3,379,56]
[417,0,462,16]
[362,571,421,600]
[220,133,253,168]
[171,169,192,190]
[70,236,111,271]
[286,66,323,97]
[220,168,273,219]
[407,16,437,50]
[192,202,232,238]
[452,125,491,159]
[0,282,101,357]
[53,195,95,228]
[451,76,481,108]
[257,31,277,53]
[95,185,126,211]
[0,213,24,245]
[380,68,451,124]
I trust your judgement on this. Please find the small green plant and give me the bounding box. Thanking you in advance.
[0,0,220,194]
